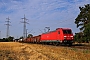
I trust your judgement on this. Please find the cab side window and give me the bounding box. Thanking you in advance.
[58,31,60,34]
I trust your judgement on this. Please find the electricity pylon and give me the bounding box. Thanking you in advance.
[5,17,11,38]
[21,14,29,38]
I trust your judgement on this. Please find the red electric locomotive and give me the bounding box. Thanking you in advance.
[40,28,73,45]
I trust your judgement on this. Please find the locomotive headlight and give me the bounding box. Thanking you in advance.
[70,36,73,37]
[64,36,67,39]
[64,36,67,37]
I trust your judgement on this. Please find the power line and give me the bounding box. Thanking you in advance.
[50,17,74,27]
[5,17,11,38]
[21,14,29,38]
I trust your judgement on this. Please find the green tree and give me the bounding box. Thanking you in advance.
[7,36,14,42]
[74,32,84,43]
[83,22,90,42]
[19,36,24,39]
[75,4,90,42]
[75,4,90,31]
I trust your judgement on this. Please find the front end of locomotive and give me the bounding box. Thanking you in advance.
[62,29,74,45]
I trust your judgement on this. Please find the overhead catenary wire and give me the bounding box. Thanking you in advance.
[38,17,75,34]
[49,17,75,28]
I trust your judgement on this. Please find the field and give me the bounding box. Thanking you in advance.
[0,42,90,60]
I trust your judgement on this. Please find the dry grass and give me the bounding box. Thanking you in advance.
[0,42,90,60]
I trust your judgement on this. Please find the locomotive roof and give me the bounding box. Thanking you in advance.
[42,28,71,34]
[56,28,71,30]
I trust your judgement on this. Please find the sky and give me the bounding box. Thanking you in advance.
[0,0,90,38]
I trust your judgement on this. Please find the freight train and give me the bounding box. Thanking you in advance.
[22,28,74,45]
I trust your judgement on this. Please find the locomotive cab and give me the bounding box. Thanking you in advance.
[56,28,74,45]
[62,28,73,45]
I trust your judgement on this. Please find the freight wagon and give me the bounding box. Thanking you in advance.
[23,28,74,45]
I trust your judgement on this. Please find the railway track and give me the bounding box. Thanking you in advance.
[71,43,90,50]
[35,43,90,50]
[21,42,90,50]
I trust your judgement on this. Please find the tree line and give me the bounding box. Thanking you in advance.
[0,34,33,42]
[0,36,14,42]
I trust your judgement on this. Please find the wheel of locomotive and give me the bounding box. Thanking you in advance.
[41,42,46,45]
[68,43,72,46]
[53,42,59,46]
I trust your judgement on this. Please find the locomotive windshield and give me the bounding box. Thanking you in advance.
[63,30,72,34]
